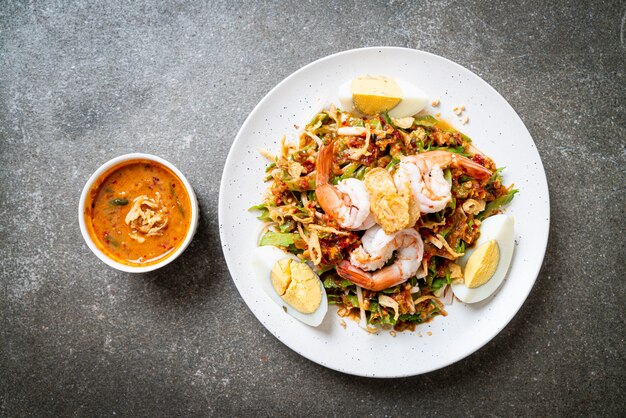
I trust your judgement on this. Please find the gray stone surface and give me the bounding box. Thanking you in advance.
[1,0,625,416]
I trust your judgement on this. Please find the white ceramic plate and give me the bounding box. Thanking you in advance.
[219,47,549,377]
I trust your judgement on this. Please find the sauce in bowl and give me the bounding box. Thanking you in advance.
[84,159,192,267]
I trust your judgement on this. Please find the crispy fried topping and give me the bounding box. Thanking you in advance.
[125,194,168,238]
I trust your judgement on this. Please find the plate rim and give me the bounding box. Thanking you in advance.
[218,46,551,377]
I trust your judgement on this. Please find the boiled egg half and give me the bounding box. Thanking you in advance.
[252,246,328,326]
[337,75,429,118]
[451,215,515,303]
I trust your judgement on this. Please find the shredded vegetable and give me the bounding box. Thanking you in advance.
[250,107,515,332]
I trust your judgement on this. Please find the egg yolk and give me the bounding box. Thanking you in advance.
[351,75,403,115]
[464,240,500,288]
[271,258,322,314]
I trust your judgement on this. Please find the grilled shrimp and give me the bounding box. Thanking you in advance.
[315,141,375,230]
[394,150,492,214]
[337,226,424,291]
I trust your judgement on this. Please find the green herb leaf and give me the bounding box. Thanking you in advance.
[399,299,442,323]
[279,219,295,233]
[323,277,355,289]
[431,278,446,290]
[259,231,298,247]
[477,189,519,220]
[430,145,470,157]
[248,204,271,221]
[443,168,452,185]
[447,196,457,211]
[333,162,361,184]
[354,165,368,180]
[489,167,505,184]
[327,294,343,305]
[369,118,382,131]
[412,115,439,128]
[376,312,398,326]
[265,162,277,172]
[385,157,401,171]
[345,294,359,308]
[367,300,380,313]
[109,198,128,206]
[284,174,316,191]
[382,112,395,127]
[306,112,328,130]
[398,313,424,324]
[169,184,185,217]
[104,234,120,247]
[460,133,473,143]
[381,285,401,294]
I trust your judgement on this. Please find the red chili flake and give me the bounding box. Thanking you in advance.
[347,137,360,147]
[302,160,315,173]
[473,154,485,166]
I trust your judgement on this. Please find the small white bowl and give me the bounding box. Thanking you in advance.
[78,153,199,273]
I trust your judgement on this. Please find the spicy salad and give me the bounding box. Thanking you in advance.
[251,106,516,332]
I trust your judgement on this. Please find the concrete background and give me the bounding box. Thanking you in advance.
[1,0,624,416]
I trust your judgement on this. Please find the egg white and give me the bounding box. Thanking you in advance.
[387,79,429,118]
[336,77,428,118]
[337,80,355,113]
[252,246,328,327]
[451,215,515,303]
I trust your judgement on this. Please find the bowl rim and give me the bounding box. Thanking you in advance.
[78,152,199,273]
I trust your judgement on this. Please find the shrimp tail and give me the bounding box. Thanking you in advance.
[337,260,408,292]
[419,150,492,180]
[316,140,349,223]
[337,260,377,290]
[316,140,334,187]
[451,153,492,180]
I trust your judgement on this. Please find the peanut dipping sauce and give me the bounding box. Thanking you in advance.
[84,159,192,266]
